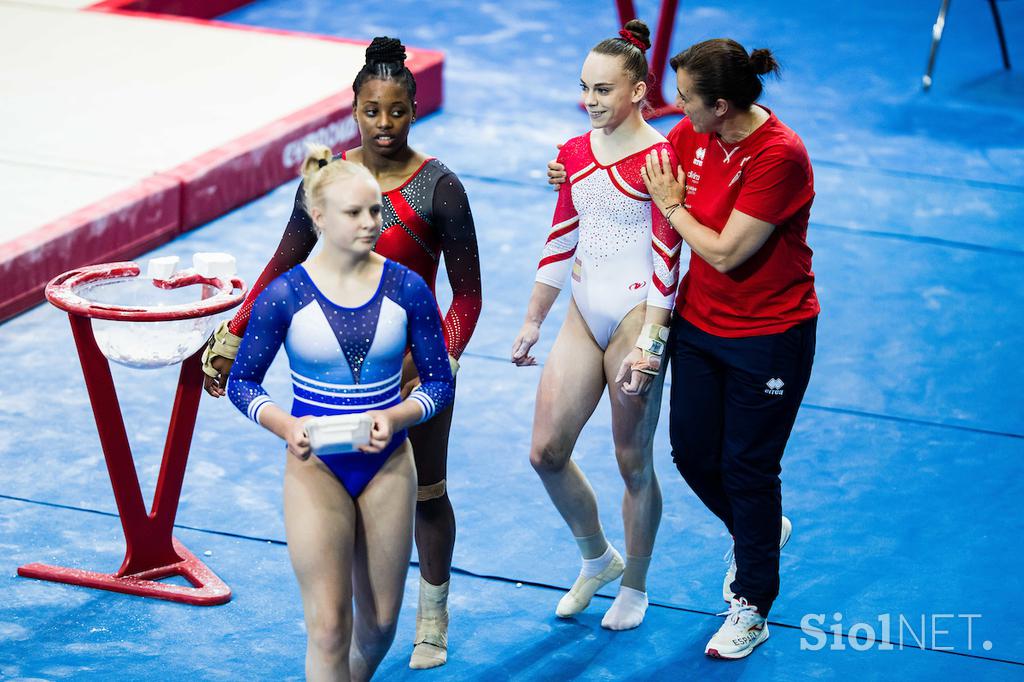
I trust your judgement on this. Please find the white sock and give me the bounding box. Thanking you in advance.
[581,545,614,578]
[601,586,648,630]
[556,546,625,618]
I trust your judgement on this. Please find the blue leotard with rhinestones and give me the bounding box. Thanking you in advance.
[228,259,454,497]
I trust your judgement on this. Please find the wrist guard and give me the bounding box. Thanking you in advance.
[201,319,242,378]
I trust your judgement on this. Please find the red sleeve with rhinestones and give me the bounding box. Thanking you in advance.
[431,172,482,359]
[227,182,318,336]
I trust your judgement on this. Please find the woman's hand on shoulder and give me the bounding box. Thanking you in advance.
[547,143,566,190]
[641,148,686,213]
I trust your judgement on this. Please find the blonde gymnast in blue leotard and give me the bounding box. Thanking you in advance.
[228,146,453,680]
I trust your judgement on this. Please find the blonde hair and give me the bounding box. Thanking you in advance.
[300,144,378,221]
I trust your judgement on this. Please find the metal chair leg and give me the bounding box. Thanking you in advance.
[988,0,1012,70]
[923,0,952,90]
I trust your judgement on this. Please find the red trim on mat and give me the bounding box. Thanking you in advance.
[0,5,445,322]
[88,1,445,68]
[0,176,181,322]
[87,1,254,20]
[168,95,360,231]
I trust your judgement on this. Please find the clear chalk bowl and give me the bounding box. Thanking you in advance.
[45,254,247,369]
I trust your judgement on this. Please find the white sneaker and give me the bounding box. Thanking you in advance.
[723,515,792,602]
[705,597,769,659]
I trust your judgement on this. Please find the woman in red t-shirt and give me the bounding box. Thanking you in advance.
[641,38,819,659]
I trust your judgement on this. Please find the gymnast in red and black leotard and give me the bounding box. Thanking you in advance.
[227,153,480,361]
[203,37,481,670]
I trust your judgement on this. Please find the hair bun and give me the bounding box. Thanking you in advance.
[366,36,407,66]
[622,19,651,51]
[748,48,780,77]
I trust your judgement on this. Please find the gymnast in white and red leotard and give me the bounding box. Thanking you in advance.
[511,20,682,632]
[536,132,678,349]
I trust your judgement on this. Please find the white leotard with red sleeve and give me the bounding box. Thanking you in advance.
[535,132,682,348]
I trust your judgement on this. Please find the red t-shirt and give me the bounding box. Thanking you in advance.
[668,107,819,337]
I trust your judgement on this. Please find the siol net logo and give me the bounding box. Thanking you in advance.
[800,612,990,653]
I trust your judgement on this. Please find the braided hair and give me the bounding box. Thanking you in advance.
[352,36,418,105]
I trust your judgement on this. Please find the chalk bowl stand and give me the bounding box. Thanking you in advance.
[18,257,246,606]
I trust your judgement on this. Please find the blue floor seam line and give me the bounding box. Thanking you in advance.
[459,353,1024,440]
[811,159,1024,194]
[810,222,1024,257]
[463,160,1024,196]
[5,492,1023,668]
[457,173,1024,255]
[439,568,1024,667]
[799,404,1024,440]
[443,111,1024,193]
[0,493,287,545]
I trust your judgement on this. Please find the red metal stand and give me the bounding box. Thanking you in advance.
[17,265,240,605]
[618,0,683,120]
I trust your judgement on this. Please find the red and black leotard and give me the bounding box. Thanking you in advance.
[228,155,482,359]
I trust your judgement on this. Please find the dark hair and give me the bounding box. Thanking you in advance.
[591,19,651,83]
[352,36,417,104]
[669,39,780,109]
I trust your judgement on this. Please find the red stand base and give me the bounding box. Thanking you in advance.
[18,537,231,606]
[17,288,242,607]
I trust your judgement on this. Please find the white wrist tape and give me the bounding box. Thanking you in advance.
[635,323,670,356]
